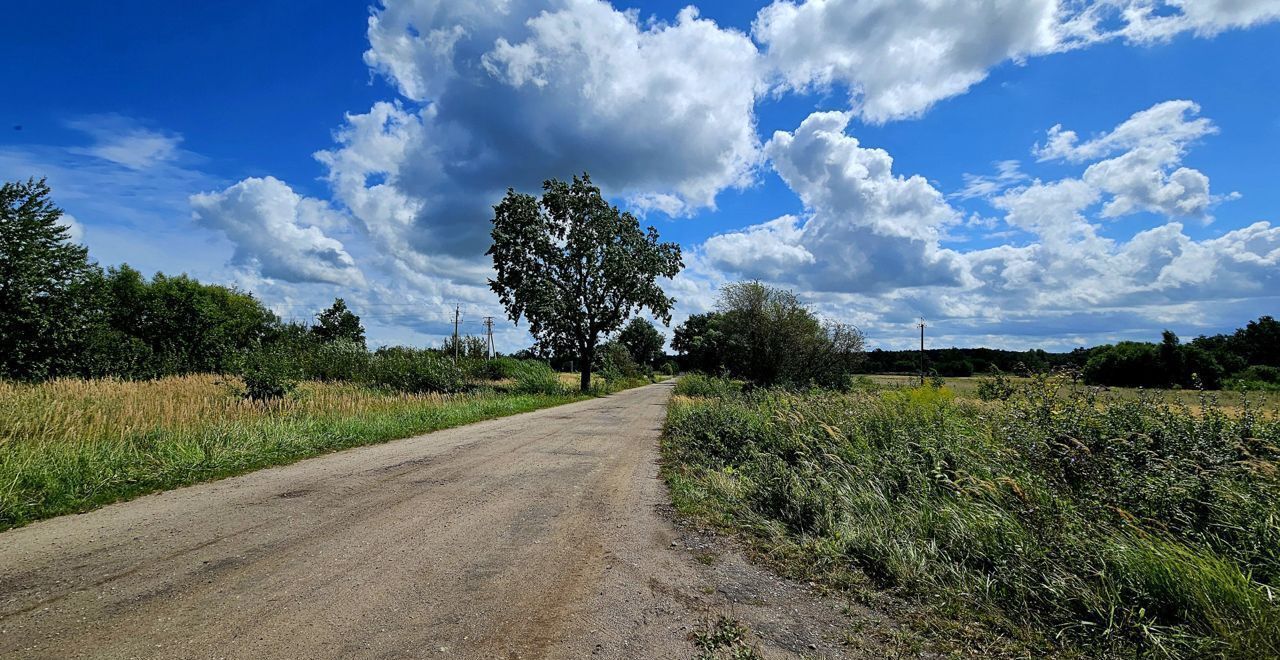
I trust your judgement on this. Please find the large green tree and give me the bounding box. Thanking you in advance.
[0,178,101,380]
[488,174,683,391]
[617,317,665,367]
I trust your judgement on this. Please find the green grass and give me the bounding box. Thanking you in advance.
[662,376,1280,658]
[0,373,649,530]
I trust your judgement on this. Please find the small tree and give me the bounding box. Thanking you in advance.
[618,317,665,368]
[0,178,101,380]
[312,298,365,347]
[488,174,683,391]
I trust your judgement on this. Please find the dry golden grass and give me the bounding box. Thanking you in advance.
[0,374,594,529]
[0,374,454,449]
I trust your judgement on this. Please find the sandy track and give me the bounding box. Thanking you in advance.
[0,382,887,659]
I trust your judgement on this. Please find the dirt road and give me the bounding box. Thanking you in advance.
[0,382,886,659]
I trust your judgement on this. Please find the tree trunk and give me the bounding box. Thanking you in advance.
[579,345,595,392]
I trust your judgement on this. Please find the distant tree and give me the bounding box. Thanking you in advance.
[487,173,683,391]
[1235,316,1280,368]
[1160,330,1185,386]
[441,335,488,360]
[617,317,665,367]
[1083,342,1164,388]
[672,312,727,373]
[312,298,365,347]
[0,178,101,380]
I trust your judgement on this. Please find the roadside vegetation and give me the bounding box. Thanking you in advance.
[0,176,667,529]
[665,376,1280,657]
[664,281,1280,657]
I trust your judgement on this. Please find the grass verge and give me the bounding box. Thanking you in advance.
[1,373,649,530]
[662,375,1280,658]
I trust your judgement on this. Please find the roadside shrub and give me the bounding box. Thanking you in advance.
[239,348,298,401]
[674,373,743,398]
[661,361,678,377]
[367,347,465,393]
[976,369,1016,401]
[299,339,369,382]
[1229,365,1280,391]
[511,360,564,395]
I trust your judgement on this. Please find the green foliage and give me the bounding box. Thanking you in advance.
[84,264,279,379]
[673,374,743,398]
[0,178,101,380]
[442,335,488,361]
[661,360,679,377]
[299,339,371,382]
[1227,365,1280,392]
[488,173,683,391]
[239,348,299,401]
[510,361,565,395]
[663,380,1280,657]
[311,298,365,347]
[366,347,466,394]
[597,340,642,380]
[618,317,666,367]
[710,281,865,389]
[975,369,1016,401]
[672,312,728,373]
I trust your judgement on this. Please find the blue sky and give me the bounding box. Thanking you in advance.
[3,0,1278,351]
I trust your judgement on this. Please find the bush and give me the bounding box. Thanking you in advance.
[299,339,370,382]
[366,347,465,393]
[1231,365,1280,389]
[239,349,298,401]
[976,370,1016,401]
[510,360,565,395]
[673,373,743,398]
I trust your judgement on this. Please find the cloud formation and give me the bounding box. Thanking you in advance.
[705,111,964,293]
[753,0,1280,123]
[190,177,366,287]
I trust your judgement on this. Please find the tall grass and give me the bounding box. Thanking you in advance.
[662,376,1280,657]
[0,375,591,529]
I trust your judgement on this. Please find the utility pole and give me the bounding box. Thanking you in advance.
[917,317,927,386]
[453,304,461,364]
[482,316,495,360]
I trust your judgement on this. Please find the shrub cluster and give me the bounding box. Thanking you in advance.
[664,378,1280,657]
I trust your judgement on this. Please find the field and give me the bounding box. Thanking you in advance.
[0,372,649,531]
[868,373,1280,414]
[663,374,1280,658]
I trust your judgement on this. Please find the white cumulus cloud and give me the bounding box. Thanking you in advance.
[190,177,366,287]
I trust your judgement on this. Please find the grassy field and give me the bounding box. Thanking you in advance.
[868,373,1280,414]
[0,372,649,530]
[663,374,1280,658]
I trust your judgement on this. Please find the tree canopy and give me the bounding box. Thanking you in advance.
[487,173,682,391]
[0,178,100,380]
[312,298,366,347]
[672,281,865,388]
[617,317,665,367]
